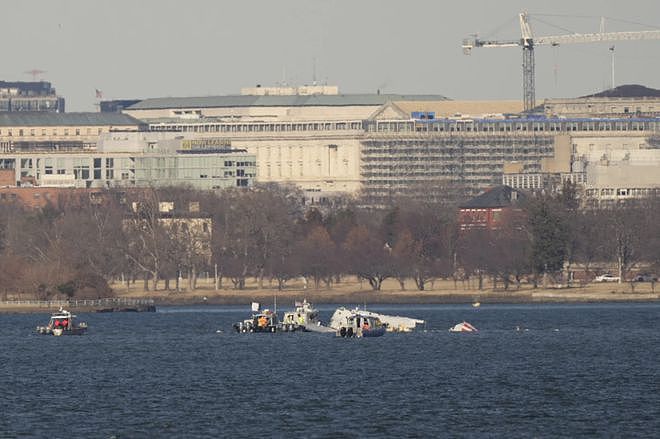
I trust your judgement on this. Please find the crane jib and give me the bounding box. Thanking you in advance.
[462,12,660,111]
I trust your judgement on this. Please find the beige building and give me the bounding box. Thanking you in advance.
[123,88,660,204]
[126,91,525,201]
[0,112,144,153]
[583,150,660,205]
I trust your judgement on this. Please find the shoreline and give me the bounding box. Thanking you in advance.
[2,285,658,313]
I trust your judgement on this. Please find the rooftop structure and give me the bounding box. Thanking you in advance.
[582,84,660,99]
[100,99,141,113]
[0,112,143,127]
[0,80,65,112]
[543,85,660,118]
[459,185,527,209]
[240,84,340,96]
[124,93,450,122]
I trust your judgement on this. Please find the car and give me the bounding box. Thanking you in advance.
[594,274,620,282]
[633,274,658,282]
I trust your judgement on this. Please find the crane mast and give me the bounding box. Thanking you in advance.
[462,12,660,111]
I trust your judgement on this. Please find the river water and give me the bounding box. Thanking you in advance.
[1,303,659,438]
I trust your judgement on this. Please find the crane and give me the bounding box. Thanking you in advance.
[462,12,660,112]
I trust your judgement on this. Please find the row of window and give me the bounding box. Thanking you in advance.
[585,188,660,197]
[548,104,657,113]
[369,119,660,134]
[0,127,104,137]
[150,121,364,133]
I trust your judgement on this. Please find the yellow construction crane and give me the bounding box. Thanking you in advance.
[462,12,660,111]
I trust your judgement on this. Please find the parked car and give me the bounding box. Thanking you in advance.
[633,274,658,282]
[594,273,620,282]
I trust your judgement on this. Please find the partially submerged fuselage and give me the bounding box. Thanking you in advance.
[329,307,423,334]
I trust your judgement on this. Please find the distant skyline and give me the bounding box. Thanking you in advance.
[4,0,660,111]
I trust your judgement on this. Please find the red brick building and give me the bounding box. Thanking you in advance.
[458,185,527,230]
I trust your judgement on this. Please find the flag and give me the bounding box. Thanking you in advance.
[251,302,260,312]
[95,89,103,99]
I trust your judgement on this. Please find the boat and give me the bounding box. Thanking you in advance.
[280,299,333,333]
[329,307,424,333]
[472,302,481,308]
[334,312,385,338]
[36,308,88,336]
[233,302,280,333]
[449,321,478,333]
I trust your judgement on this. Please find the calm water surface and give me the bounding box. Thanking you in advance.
[1,303,659,438]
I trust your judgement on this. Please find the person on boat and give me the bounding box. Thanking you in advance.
[258,315,268,328]
[298,314,305,325]
[362,320,369,330]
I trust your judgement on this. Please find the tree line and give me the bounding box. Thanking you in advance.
[0,183,658,299]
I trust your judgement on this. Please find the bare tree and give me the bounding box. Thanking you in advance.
[297,226,337,289]
[123,189,171,291]
[603,201,650,283]
[343,225,393,291]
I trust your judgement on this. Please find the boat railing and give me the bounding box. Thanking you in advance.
[0,297,155,308]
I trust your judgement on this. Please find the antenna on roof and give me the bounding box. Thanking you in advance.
[281,66,287,87]
[24,69,46,81]
[312,57,317,85]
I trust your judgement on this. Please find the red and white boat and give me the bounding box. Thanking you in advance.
[449,321,478,333]
[36,308,88,336]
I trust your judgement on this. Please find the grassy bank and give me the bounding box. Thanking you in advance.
[113,277,659,306]
[2,277,658,313]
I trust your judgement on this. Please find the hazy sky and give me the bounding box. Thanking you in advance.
[4,0,660,111]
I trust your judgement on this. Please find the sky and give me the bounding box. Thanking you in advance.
[3,0,660,111]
